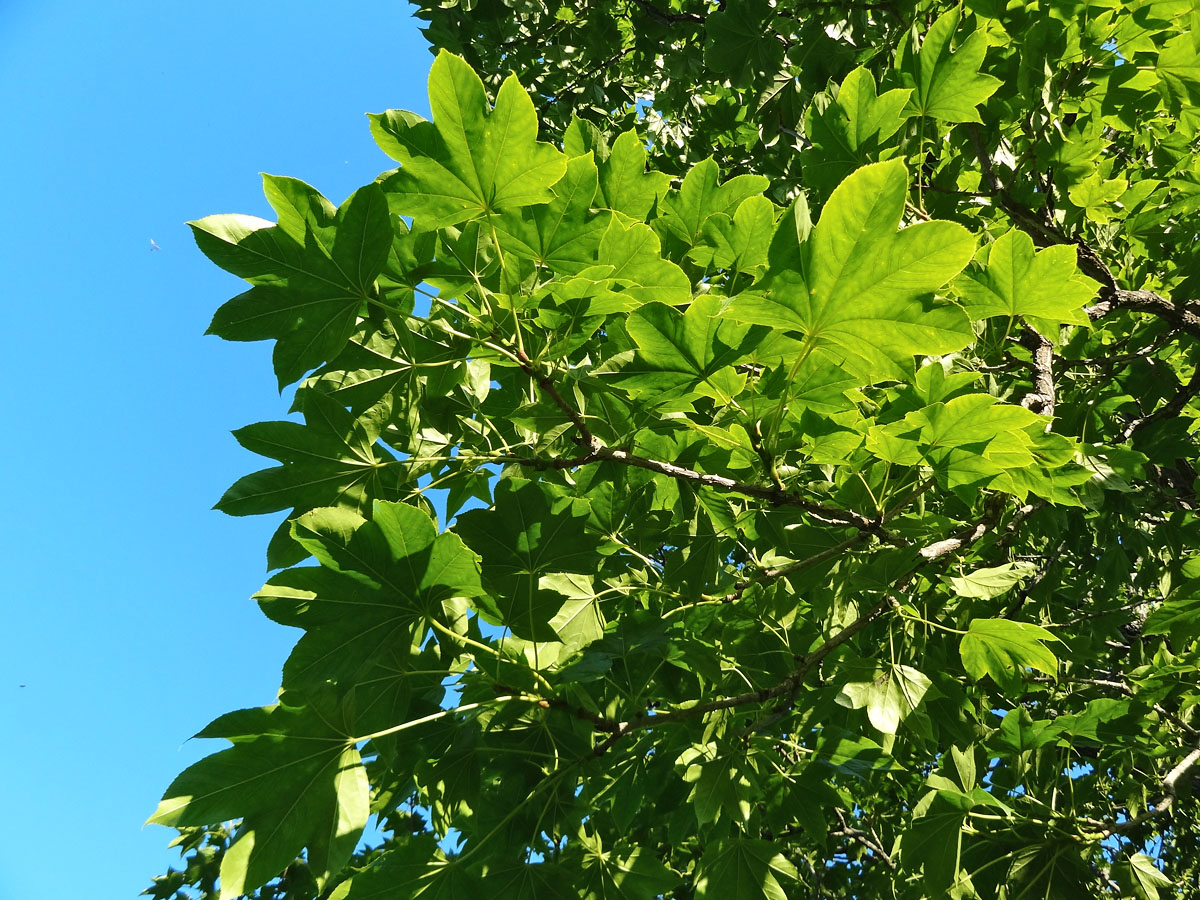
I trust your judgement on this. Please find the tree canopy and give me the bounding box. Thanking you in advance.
[149,2,1200,898]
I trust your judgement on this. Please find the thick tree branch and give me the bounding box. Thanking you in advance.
[967,126,1200,341]
[1018,327,1056,422]
[514,348,595,446]
[1088,289,1200,341]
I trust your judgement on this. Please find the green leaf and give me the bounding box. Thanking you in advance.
[802,66,912,192]
[679,743,755,826]
[812,728,905,776]
[728,160,974,382]
[960,619,1059,690]
[597,218,692,304]
[597,130,671,221]
[454,479,599,639]
[692,195,776,272]
[955,229,1097,326]
[909,394,1044,448]
[1143,583,1200,644]
[836,664,932,734]
[992,707,1061,755]
[694,838,798,900]
[1006,840,1092,900]
[197,184,392,387]
[495,152,612,275]
[374,52,566,227]
[946,562,1039,599]
[292,500,481,601]
[331,836,478,900]
[902,8,1001,123]
[579,844,679,900]
[147,700,368,900]
[901,790,973,889]
[704,0,785,86]
[1112,852,1174,900]
[262,174,338,245]
[616,294,759,401]
[215,393,396,520]
[255,501,481,689]
[331,183,393,293]
[1157,32,1200,116]
[659,157,769,247]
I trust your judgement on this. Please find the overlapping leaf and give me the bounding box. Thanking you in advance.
[960,619,1060,692]
[901,8,1001,123]
[454,479,599,640]
[199,181,392,386]
[148,699,368,900]
[955,229,1097,328]
[256,500,482,689]
[372,51,566,227]
[728,160,974,382]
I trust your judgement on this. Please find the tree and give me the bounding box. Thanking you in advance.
[148,2,1200,898]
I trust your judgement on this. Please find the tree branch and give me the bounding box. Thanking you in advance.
[1088,289,1200,342]
[1018,327,1056,423]
[1121,364,1200,443]
[510,353,896,538]
[832,808,897,870]
[579,503,1013,748]
[628,0,705,24]
[1094,739,1200,839]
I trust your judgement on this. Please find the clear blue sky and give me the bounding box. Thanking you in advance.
[0,2,432,897]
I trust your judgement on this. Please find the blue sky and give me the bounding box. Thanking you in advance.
[0,2,432,897]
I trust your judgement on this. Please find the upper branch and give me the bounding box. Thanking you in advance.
[1094,739,1200,839]
[510,352,894,538]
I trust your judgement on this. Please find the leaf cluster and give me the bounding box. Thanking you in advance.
[150,3,1200,899]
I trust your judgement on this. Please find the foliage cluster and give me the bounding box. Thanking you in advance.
[148,1,1200,898]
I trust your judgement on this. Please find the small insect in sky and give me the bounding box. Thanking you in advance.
[150,239,161,252]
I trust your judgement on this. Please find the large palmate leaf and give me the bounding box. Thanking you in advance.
[612,294,761,402]
[1143,584,1200,644]
[691,195,776,273]
[216,392,397,520]
[593,130,671,222]
[199,182,392,387]
[577,843,679,900]
[597,218,692,305]
[694,838,798,900]
[955,229,1097,328]
[454,479,599,639]
[802,66,912,192]
[372,51,566,227]
[703,0,785,86]
[494,152,612,275]
[658,157,769,248]
[901,790,973,889]
[901,8,1000,123]
[255,501,482,689]
[836,664,932,734]
[148,699,368,900]
[728,159,974,381]
[960,619,1060,692]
